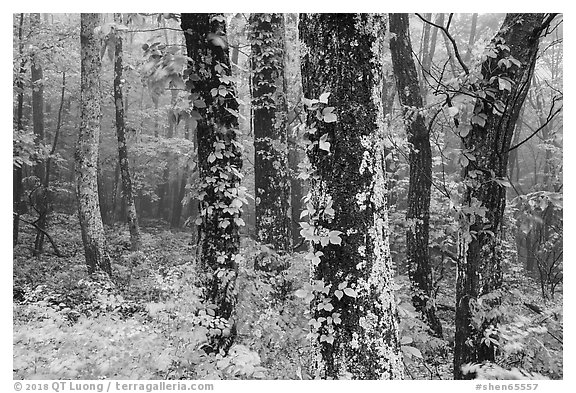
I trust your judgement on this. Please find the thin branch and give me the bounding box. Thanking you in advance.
[533,13,559,38]
[415,13,469,75]
[129,27,183,33]
[18,216,64,257]
[506,105,562,154]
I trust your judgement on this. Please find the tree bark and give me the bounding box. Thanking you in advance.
[389,13,443,338]
[249,13,292,253]
[464,13,479,64]
[31,13,48,255]
[114,13,142,251]
[300,13,403,379]
[284,12,306,248]
[13,13,26,247]
[31,13,45,183]
[454,13,549,380]
[419,13,432,96]
[77,13,112,276]
[181,13,244,354]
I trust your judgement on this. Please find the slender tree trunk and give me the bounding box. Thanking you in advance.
[249,13,292,252]
[31,13,48,254]
[421,13,441,101]
[300,13,403,380]
[31,13,45,183]
[114,13,142,251]
[35,71,67,254]
[77,13,112,276]
[389,13,443,338]
[170,165,188,228]
[464,13,478,64]
[14,13,26,247]
[454,13,549,379]
[419,13,432,96]
[439,14,458,77]
[284,12,305,248]
[181,13,244,354]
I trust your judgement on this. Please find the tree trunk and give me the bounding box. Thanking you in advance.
[284,12,305,248]
[454,13,549,380]
[299,13,403,380]
[114,13,142,251]
[464,13,479,64]
[170,166,188,228]
[13,13,25,247]
[419,13,432,96]
[249,13,292,253]
[31,13,46,183]
[389,13,443,338]
[31,13,48,255]
[420,13,442,101]
[439,14,458,77]
[181,13,244,354]
[77,13,112,276]
[36,71,67,255]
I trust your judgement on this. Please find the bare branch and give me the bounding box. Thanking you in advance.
[506,102,562,154]
[415,13,469,75]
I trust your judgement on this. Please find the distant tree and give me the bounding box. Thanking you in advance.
[181,13,245,354]
[76,13,112,275]
[249,13,292,253]
[389,13,443,338]
[454,13,556,379]
[299,13,403,379]
[113,13,142,251]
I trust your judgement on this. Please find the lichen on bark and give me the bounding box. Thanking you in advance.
[299,13,403,380]
[76,13,112,276]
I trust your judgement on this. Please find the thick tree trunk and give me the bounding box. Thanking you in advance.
[300,13,403,380]
[454,13,548,379]
[389,13,443,338]
[77,13,112,276]
[181,13,244,354]
[249,13,292,253]
[114,13,142,251]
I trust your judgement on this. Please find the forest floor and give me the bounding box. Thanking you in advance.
[13,213,562,380]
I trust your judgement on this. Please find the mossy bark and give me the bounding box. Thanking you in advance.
[454,13,546,380]
[77,13,112,276]
[300,13,403,380]
[181,13,243,354]
[249,13,292,253]
[389,13,442,338]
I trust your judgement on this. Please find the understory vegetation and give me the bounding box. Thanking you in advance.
[13,213,562,380]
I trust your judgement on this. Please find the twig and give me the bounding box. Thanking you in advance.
[415,13,469,75]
